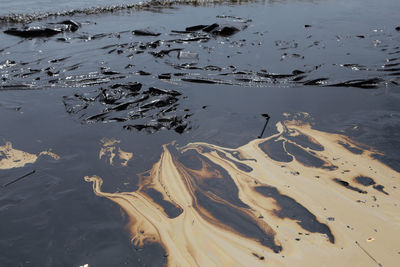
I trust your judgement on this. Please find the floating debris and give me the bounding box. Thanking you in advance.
[2,170,36,188]
[4,20,80,38]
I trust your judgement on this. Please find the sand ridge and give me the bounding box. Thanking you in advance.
[85,117,400,266]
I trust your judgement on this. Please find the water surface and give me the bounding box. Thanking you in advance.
[1,0,400,266]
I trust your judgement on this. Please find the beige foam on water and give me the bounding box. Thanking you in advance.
[99,138,133,167]
[0,141,59,170]
[85,117,400,266]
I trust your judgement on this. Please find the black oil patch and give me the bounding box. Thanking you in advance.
[176,149,203,170]
[216,151,253,172]
[372,185,389,195]
[181,78,219,84]
[353,176,389,195]
[372,153,400,173]
[354,176,375,186]
[284,131,324,151]
[285,142,327,168]
[333,178,367,194]
[255,185,335,243]
[259,139,293,162]
[172,147,250,209]
[338,141,363,155]
[142,188,183,219]
[194,190,282,253]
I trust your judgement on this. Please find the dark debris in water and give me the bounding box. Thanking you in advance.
[63,82,191,134]
[4,27,63,38]
[327,78,384,89]
[183,23,240,37]
[1,12,400,135]
[4,20,80,38]
[133,30,161,37]
[2,15,398,92]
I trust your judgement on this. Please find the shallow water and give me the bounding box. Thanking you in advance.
[0,0,400,266]
[0,0,142,16]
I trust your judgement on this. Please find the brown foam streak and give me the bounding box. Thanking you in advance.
[85,119,400,266]
[168,150,280,251]
[192,146,316,245]
[137,162,182,218]
[265,121,399,264]
[85,176,161,247]
[0,141,59,170]
[86,146,274,266]
[181,120,400,265]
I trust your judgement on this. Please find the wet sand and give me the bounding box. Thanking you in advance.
[1,0,400,266]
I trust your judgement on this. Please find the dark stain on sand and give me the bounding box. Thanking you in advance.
[255,185,335,243]
[141,187,184,218]
[354,176,389,195]
[169,146,283,253]
[259,139,293,163]
[333,178,367,194]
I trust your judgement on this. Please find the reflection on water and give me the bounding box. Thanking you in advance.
[85,115,400,266]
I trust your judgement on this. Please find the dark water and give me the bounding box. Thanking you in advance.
[0,0,142,16]
[1,0,400,266]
